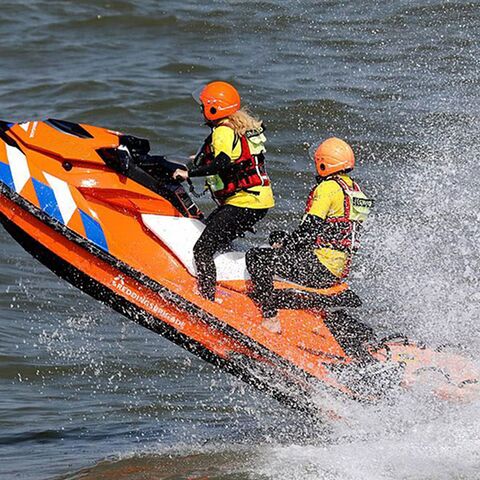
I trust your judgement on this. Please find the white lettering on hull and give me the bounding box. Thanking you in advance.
[111,277,186,330]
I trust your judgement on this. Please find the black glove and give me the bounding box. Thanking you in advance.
[269,230,289,247]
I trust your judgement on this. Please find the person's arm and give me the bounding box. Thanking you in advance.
[188,152,231,177]
[283,214,327,249]
[173,125,234,180]
[279,181,335,249]
[269,215,326,250]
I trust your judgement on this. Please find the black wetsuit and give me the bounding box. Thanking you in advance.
[189,153,268,300]
[193,205,267,300]
[245,215,338,317]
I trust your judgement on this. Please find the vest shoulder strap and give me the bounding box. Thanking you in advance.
[331,175,358,193]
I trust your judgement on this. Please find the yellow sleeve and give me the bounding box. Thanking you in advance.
[211,125,235,158]
[307,180,342,219]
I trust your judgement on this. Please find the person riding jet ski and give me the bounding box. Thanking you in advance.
[246,138,373,334]
[173,81,275,301]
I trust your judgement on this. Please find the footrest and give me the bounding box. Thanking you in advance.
[297,341,347,362]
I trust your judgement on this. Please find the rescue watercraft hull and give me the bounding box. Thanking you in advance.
[0,119,477,416]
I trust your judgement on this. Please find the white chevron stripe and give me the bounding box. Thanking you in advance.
[6,144,30,193]
[44,172,77,225]
[19,122,30,132]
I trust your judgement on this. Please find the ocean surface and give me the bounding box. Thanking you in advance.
[1,1,479,478]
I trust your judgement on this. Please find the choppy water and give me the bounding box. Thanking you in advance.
[1,1,479,478]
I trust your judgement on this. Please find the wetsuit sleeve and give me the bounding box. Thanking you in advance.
[188,125,234,178]
[284,214,326,248]
[188,152,231,177]
[281,181,339,249]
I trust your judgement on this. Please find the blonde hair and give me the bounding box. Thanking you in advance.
[227,108,263,136]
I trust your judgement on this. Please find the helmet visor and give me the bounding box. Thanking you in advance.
[191,86,204,105]
[308,142,319,161]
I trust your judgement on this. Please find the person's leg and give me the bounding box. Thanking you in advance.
[286,250,338,289]
[246,246,339,331]
[246,246,294,334]
[193,206,236,299]
[193,231,220,300]
[237,207,268,234]
[194,205,266,300]
[245,247,278,315]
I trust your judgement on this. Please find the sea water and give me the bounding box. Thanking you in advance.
[0,1,479,478]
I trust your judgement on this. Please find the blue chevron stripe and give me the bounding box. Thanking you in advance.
[0,161,15,190]
[79,209,109,252]
[32,178,63,223]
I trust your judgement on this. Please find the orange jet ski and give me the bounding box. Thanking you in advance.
[0,119,478,416]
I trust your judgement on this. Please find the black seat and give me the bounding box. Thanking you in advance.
[272,287,362,311]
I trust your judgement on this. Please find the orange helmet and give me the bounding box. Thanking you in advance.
[314,137,355,177]
[195,81,241,121]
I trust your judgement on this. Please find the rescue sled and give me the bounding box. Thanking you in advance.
[0,119,477,416]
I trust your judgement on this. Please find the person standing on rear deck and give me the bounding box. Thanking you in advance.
[246,138,373,334]
[173,81,275,301]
